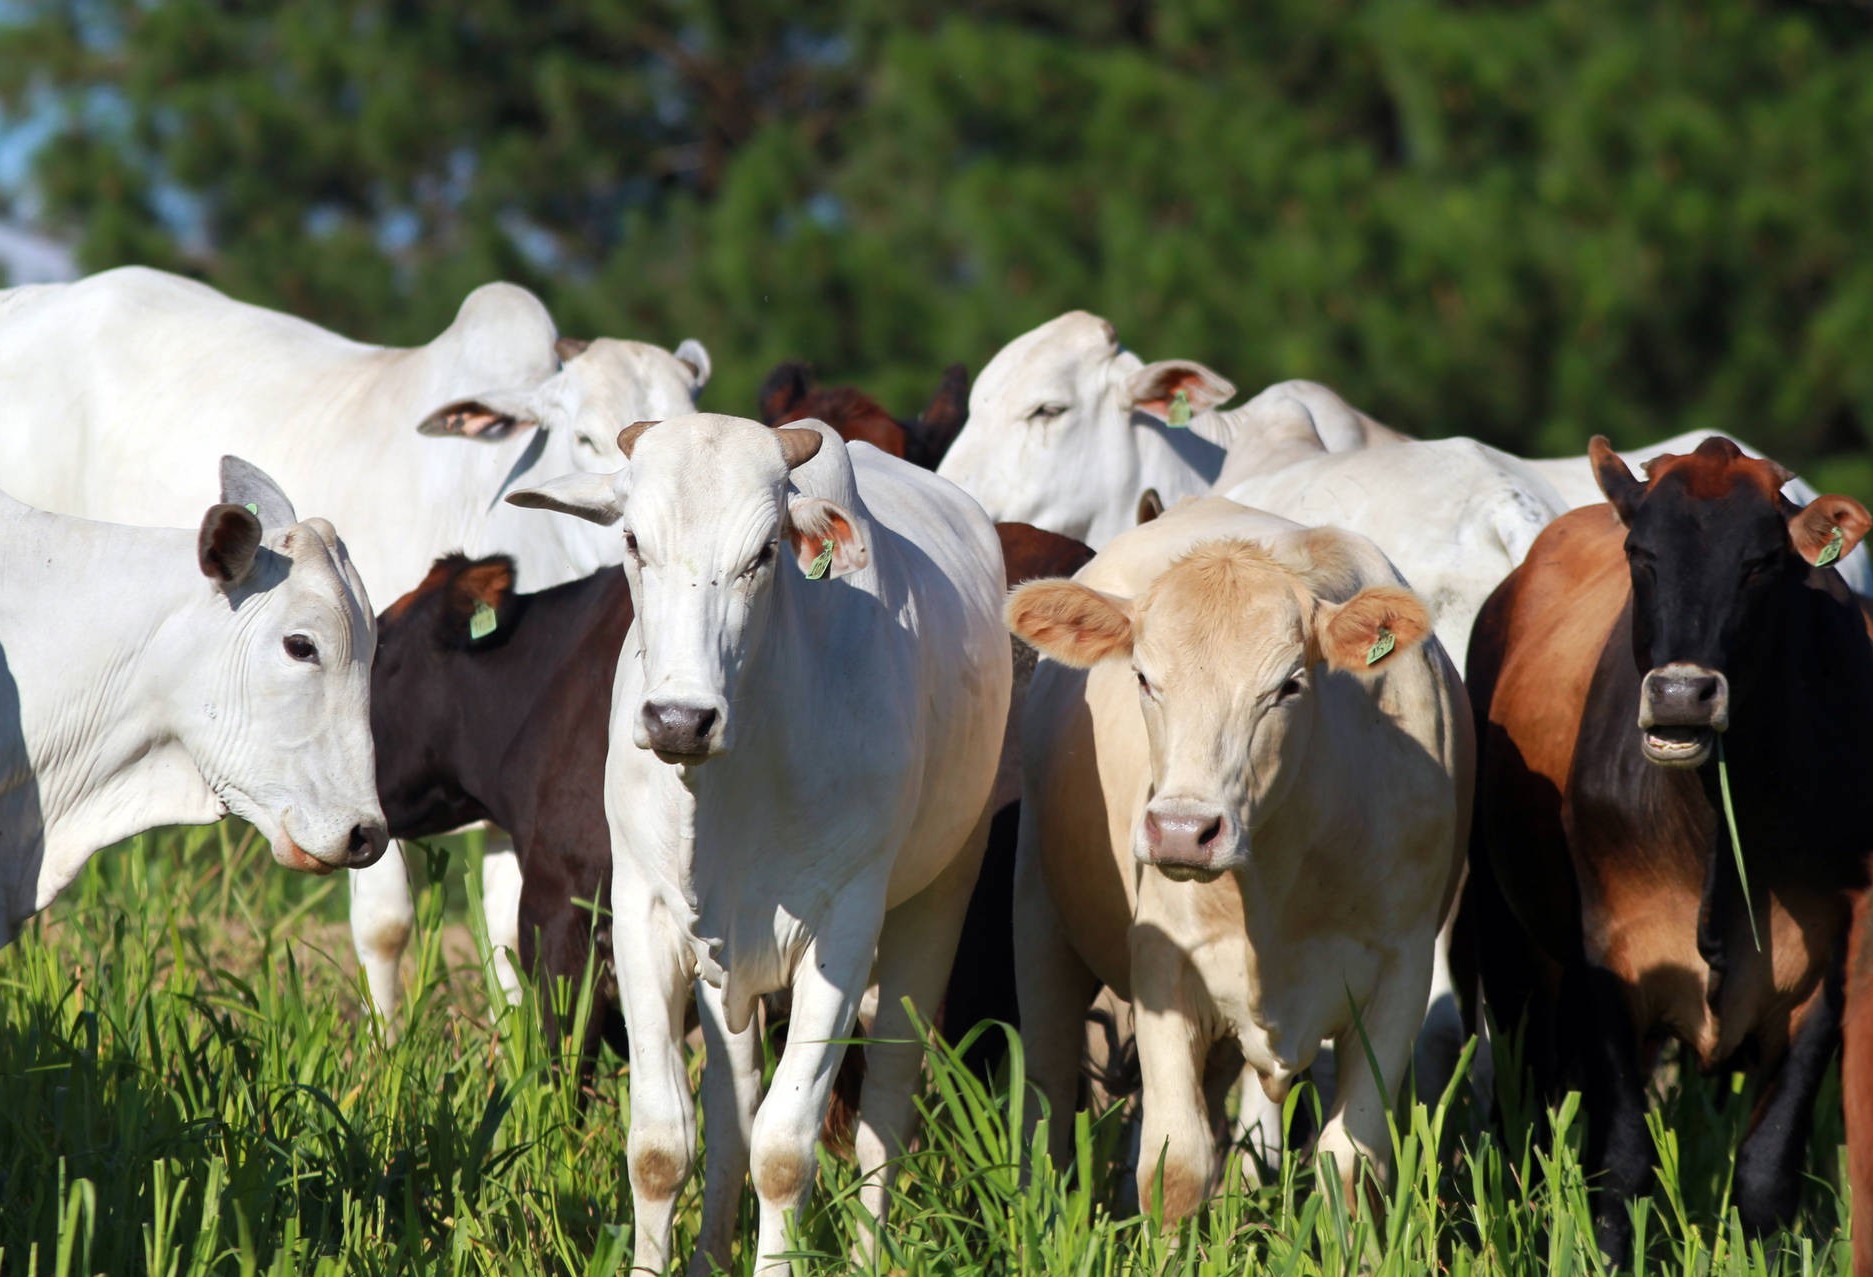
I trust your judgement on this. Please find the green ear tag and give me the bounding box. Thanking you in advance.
[1167,388,1192,428]
[1365,626,1395,666]
[469,601,498,640]
[243,502,259,516]
[1817,525,1844,567]
[805,537,836,580]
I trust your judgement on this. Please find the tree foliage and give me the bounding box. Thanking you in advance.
[3,1,1872,478]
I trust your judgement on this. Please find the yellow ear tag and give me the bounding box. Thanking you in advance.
[1817,525,1844,567]
[1365,626,1395,666]
[805,537,836,580]
[469,602,498,640]
[1167,388,1192,427]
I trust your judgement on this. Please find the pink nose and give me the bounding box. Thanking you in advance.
[1143,806,1227,869]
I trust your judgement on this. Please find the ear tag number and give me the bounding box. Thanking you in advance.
[805,538,836,580]
[469,602,498,640]
[1817,525,1844,567]
[1365,626,1395,666]
[243,502,259,516]
[1167,389,1192,427]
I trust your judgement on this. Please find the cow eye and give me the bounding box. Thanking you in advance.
[284,634,319,664]
[744,542,776,578]
[624,532,640,558]
[1276,675,1304,702]
[1028,403,1067,422]
[1135,669,1155,699]
[575,433,598,453]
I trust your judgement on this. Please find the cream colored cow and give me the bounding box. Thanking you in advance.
[1007,497,1471,1216]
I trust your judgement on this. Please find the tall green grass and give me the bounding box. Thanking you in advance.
[0,825,1854,1274]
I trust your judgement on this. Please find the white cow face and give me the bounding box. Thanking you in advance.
[179,458,387,874]
[1007,541,1429,882]
[416,335,711,475]
[505,413,862,763]
[936,311,1233,544]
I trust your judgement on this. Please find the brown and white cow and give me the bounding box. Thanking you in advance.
[1008,497,1470,1217]
[1464,436,1873,1261]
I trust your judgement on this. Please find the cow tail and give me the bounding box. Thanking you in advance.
[820,1039,868,1159]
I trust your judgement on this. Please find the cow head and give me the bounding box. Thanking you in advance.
[758,362,908,458]
[506,413,864,763]
[370,553,520,832]
[1592,434,1871,768]
[935,311,1235,545]
[1007,538,1430,881]
[185,457,387,873]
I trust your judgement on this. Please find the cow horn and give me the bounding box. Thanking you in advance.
[555,336,591,362]
[776,426,824,471]
[617,421,658,458]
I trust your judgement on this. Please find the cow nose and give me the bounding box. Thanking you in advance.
[642,701,721,756]
[1640,663,1730,730]
[347,822,389,868]
[1143,805,1228,875]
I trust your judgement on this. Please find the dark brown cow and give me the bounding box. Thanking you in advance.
[757,361,970,469]
[1848,886,1873,1277]
[1465,436,1873,1261]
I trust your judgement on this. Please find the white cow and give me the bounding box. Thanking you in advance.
[507,414,1011,1275]
[0,457,385,947]
[0,265,711,1016]
[1006,498,1470,1217]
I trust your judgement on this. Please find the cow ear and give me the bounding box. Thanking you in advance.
[1005,579,1135,667]
[1589,436,1645,524]
[674,338,711,390]
[443,556,517,648]
[417,386,542,441]
[758,362,813,424]
[505,472,626,526]
[787,497,868,579]
[1125,360,1237,422]
[199,502,263,589]
[1789,493,1873,567]
[218,456,298,529]
[1314,586,1432,672]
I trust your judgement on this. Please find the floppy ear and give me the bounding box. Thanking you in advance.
[505,472,626,526]
[1789,493,1873,567]
[1314,585,1432,672]
[758,362,813,424]
[788,497,868,578]
[1589,436,1645,524]
[198,503,263,589]
[441,556,518,648]
[1005,579,1135,667]
[1125,360,1237,422]
[219,455,298,528]
[417,385,543,441]
[674,338,711,390]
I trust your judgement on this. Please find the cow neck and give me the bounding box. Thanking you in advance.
[0,508,224,939]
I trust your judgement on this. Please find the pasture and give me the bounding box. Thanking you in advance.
[0,822,1852,1274]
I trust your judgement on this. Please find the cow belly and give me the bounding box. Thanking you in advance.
[1591,870,1848,1066]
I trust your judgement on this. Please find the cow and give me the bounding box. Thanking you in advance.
[1464,436,1873,1261]
[0,265,711,1020]
[1005,496,1470,1220]
[505,413,1011,1273]
[0,457,386,948]
[1848,886,1873,1277]
[758,360,970,469]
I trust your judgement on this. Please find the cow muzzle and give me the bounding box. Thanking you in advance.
[1637,662,1728,768]
[1137,799,1238,882]
[638,696,728,762]
[273,814,389,874]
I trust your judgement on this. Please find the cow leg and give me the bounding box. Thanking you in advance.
[1012,825,1100,1172]
[1317,949,1433,1209]
[616,902,698,1276]
[751,926,873,1275]
[1735,963,1843,1238]
[1129,923,1220,1221]
[349,842,414,1024]
[1566,963,1650,1265]
[853,816,991,1258]
[480,835,523,1005]
[692,978,762,1277]
[1416,904,1468,1104]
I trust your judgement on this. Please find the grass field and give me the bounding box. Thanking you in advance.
[0,824,1854,1275]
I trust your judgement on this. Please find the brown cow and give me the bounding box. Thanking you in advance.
[1848,886,1873,1277]
[758,360,969,469]
[1465,436,1873,1261]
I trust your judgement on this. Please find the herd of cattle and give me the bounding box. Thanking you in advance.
[0,267,1869,1272]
